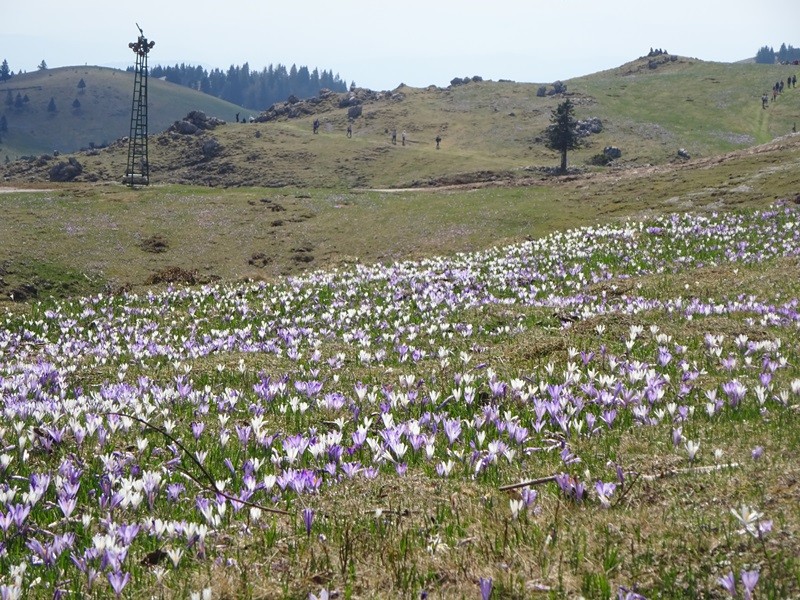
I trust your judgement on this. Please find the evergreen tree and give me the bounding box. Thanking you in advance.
[14,93,23,109]
[4,90,12,106]
[0,59,11,82]
[47,97,57,112]
[77,78,86,92]
[143,60,347,109]
[38,60,48,71]
[544,98,582,173]
[755,45,775,64]
[72,98,81,109]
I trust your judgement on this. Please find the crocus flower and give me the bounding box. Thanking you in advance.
[740,569,759,600]
[107,571,130,597]
[302,507,314,536]
[479,577,492,600]
[717,571,736,597]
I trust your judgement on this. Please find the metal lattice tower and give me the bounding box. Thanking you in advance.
[125,25,155,186]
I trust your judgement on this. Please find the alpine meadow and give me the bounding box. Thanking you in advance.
[0,51,800,600]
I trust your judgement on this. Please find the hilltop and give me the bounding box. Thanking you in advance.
[0,66,246,158]
[2,55,799,189]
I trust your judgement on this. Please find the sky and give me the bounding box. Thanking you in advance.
[2,1,798,91]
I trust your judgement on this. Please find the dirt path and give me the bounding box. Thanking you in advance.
[0,187,54,193]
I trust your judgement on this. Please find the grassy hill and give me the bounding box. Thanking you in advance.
[0,66,246,158]
[2,56,799,188]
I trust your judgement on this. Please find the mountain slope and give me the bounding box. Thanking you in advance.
[1,56,798,188]
[0,66,246,158]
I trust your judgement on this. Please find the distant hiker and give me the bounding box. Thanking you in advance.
[235,112,240,123]
[793,75,797,88]
[762,93,769,109]
[347,123,352,138]
[391,129,397,144]
[435,135,441,149]
[402,130,406,146]
[789,77,793,89]
[313,119,320,134]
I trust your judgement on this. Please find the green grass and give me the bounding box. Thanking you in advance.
[0,66,246,158]
[2,129,799,301]
[4,56,800,189]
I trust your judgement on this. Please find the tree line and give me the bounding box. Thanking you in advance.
[1,58,348,110]
[755,43,800,64]
[138,62,349,110]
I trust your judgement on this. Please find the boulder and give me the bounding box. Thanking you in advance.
[170,111,224,134]
[576,117,603,137]
[201,138,222,159]
[48,157,83,182]
[603,146,622,159]
[173,120,199,135]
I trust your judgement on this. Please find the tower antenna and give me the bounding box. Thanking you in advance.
[124,25,155,186]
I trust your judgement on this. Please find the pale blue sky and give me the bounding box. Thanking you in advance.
[2,0,798,90]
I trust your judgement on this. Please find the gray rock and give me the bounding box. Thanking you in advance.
[48,157,83,182]
[202,138,222,159]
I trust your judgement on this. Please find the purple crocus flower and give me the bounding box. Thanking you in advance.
[722,380,747,407]
[191,421,205,440]
[479,577,492,600]
[443,418,461,444]
[302,507,314,536]
[107,571,130,597]
[740,569,759,600]
[717,571,736,597]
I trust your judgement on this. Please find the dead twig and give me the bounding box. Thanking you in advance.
[103,411,290,516]
[499,475,558,491]
[639,462,740,481]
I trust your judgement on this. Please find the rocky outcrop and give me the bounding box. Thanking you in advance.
[48,157,83,182]
[576,117,603,137]
[255,87,401,123]
[168,111,225,135]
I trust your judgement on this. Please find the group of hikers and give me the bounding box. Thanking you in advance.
[312,119,443,149]
[762,74,797,108]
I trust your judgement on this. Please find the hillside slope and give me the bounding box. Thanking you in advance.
[0,66,246,158]
[1,56,798,188]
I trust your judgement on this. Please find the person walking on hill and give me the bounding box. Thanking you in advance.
[313,119,320,134]
[391,129,397,145]
[762,93,769,109]
[435,135,441,149]
[347,123,352,138]
[402,130,406,146]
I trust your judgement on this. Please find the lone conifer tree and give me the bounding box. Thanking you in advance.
[0,59,11,82]
[544,98,581,173]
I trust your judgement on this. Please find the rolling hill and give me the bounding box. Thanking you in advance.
[1,55,799,188]
[0,66,247,158]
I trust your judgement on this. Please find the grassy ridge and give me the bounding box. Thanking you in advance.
[3,56,799,188]
[0,66,246,158]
